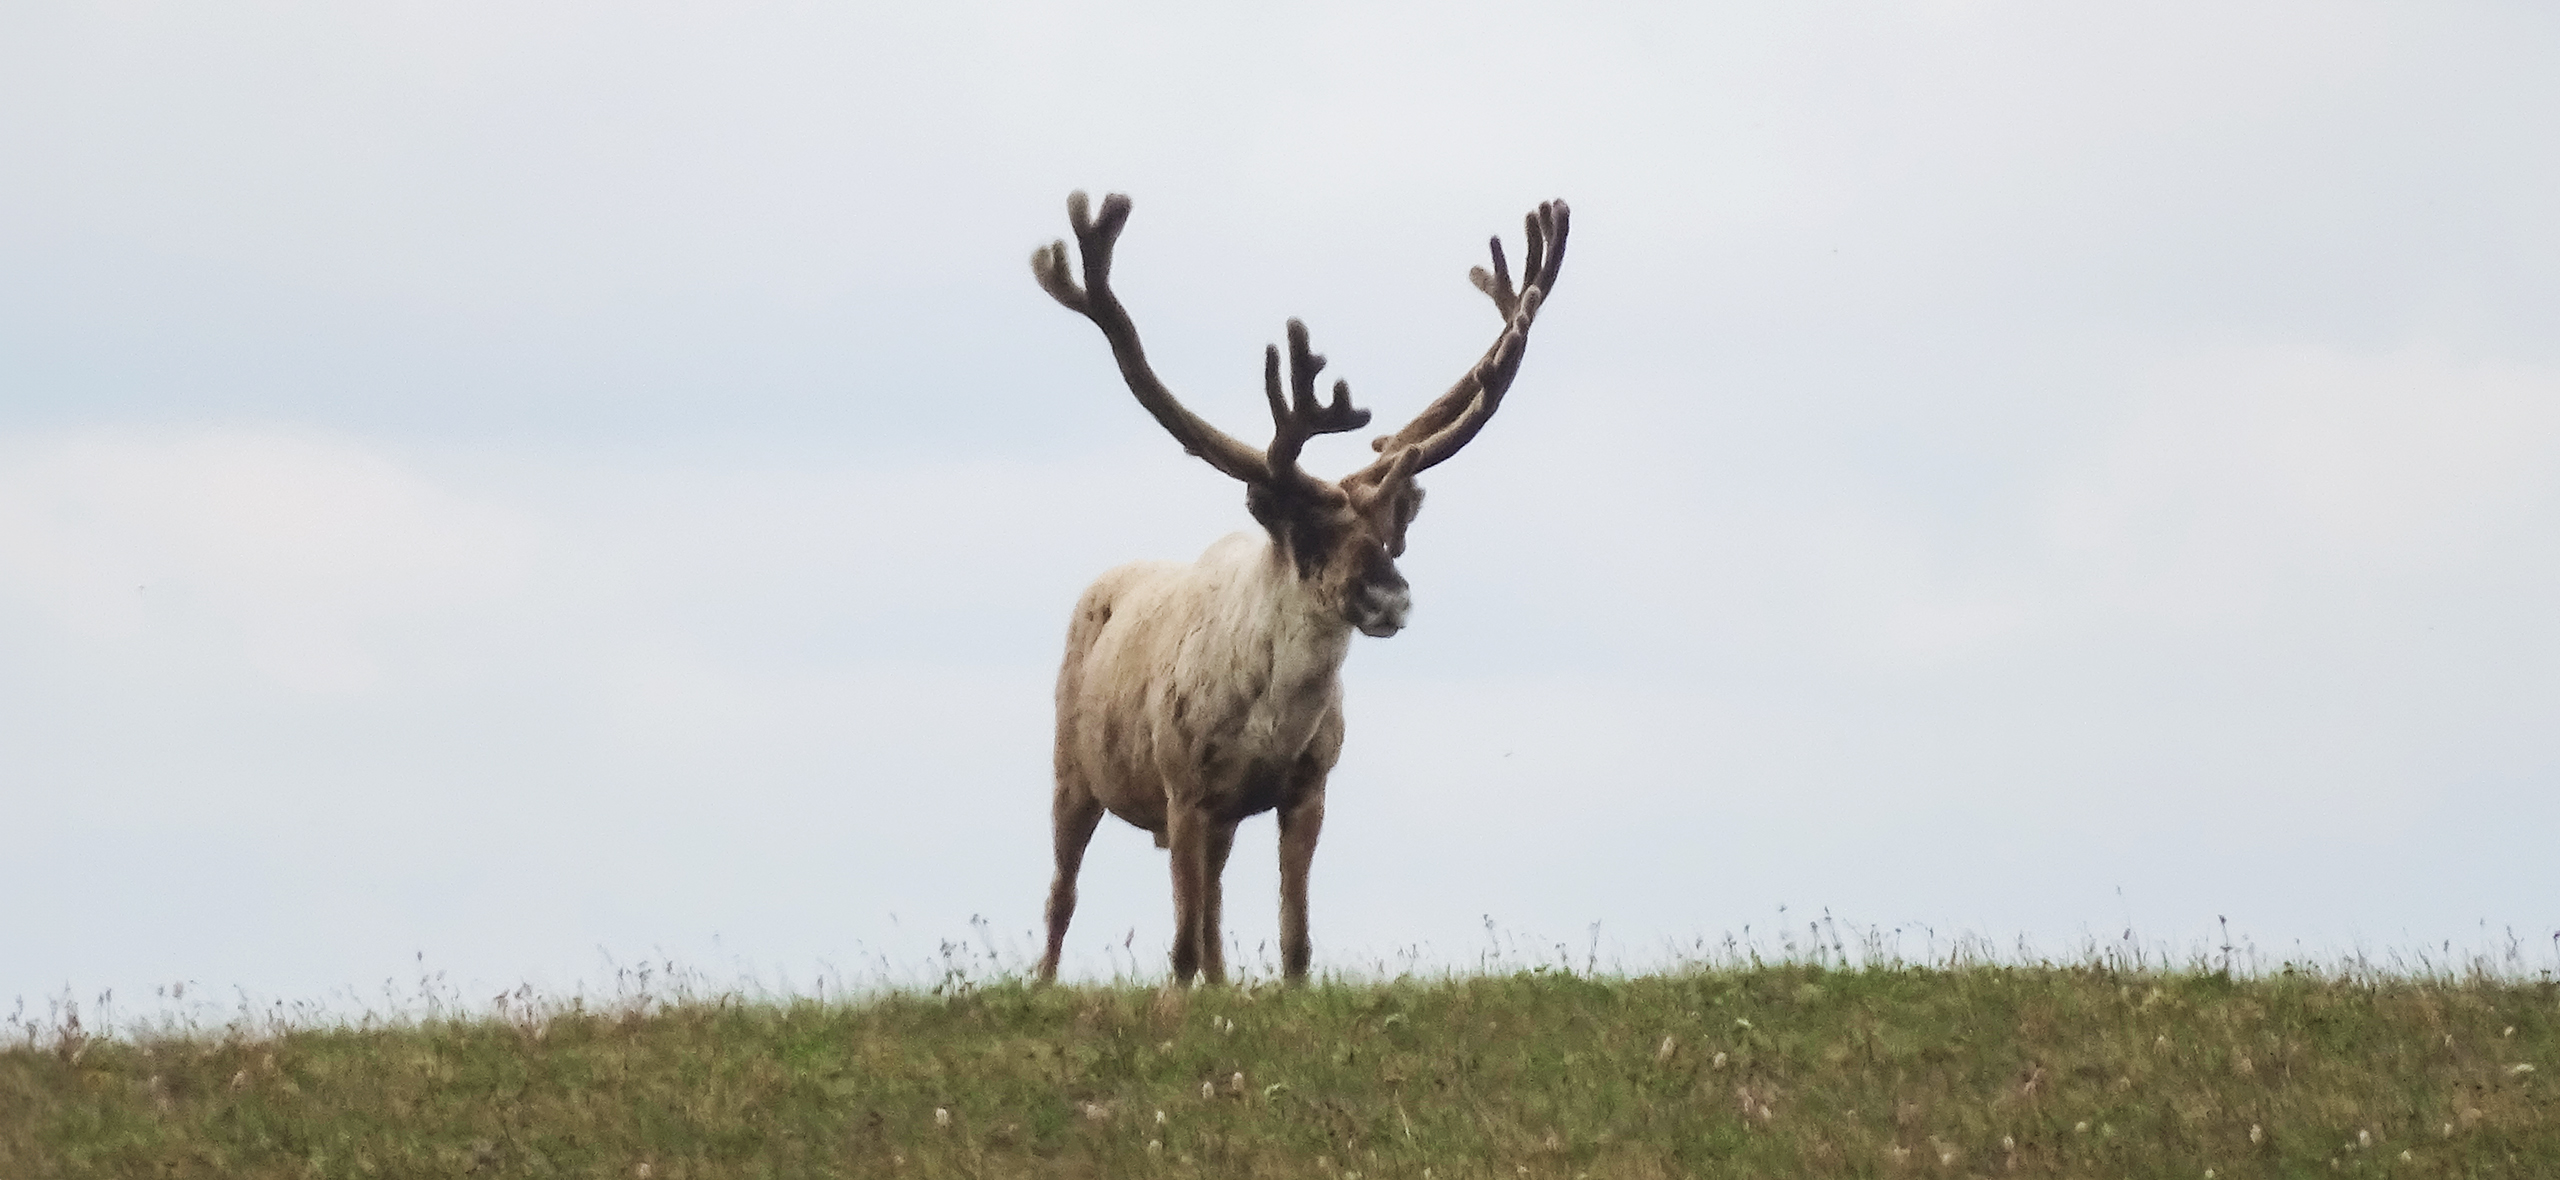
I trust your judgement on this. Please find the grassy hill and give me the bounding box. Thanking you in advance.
[4,962,2551,1178]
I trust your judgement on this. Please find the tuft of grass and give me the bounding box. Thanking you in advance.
[3,964,2553,1178]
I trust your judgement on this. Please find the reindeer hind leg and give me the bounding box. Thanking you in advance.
[1039,784,1105,984]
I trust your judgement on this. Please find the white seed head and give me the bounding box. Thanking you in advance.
[2358,1129,2371,1148]
[2074,1121,2090,1134]
[1155,1109,1167,1125]
[2250,1124,2263,1144]
[1711,1051,1728,1070]
[934,1107,950,1129]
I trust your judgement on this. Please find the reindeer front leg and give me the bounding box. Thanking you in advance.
[1277,793,1325,982]
[1200,823,1237,985]
[1165,804,1211,986]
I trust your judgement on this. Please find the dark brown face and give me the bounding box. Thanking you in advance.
[1246,477,1421,637]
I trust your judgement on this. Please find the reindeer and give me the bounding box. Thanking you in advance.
[1030,191,1568,985]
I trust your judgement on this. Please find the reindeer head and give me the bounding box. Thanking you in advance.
[1034,192,1569,639]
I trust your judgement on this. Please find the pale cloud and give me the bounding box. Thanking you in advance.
[2060,347,2560,580]
[4,1,2557,1005]
[0,428,534,691]
[1734,346,2560,662]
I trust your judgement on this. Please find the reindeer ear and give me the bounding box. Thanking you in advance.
[1387,484,1424,557]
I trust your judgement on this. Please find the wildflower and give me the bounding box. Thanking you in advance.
[2399,1150,2413,1162]
[2250,1124,2263,1145]
[2505,1026,2517,1038]
[1711,1051,1728,1070]
[934,1107,951,1129]
[1201,1080,1215,1100]
[1228,1071,1246,1096]
[2510,1063,2536,1076]
[1155,1109,1167,1125]
[2074,1121,2090,1134]
[2358,1129,2371,1149]
[2001,1136,2015,1153]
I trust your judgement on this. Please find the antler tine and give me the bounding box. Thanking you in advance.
[1521,200,1568,302]
[1033,191,1270,484]
[1353,199,1569,484]
[1262,318,1372,480]
[1468,237,1517,320]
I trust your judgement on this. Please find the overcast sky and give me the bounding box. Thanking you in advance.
[5,1,2557,1013]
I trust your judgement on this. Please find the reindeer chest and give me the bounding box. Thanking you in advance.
[1167,622,1342,762]
[1175,671,1338,821]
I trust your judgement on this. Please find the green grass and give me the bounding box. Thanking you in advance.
[4,963,2552,1178]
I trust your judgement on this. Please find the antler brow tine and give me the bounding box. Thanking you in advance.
[1262,318,1371,479]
